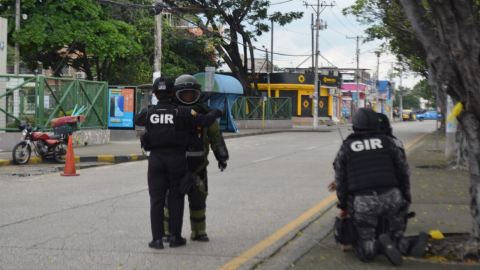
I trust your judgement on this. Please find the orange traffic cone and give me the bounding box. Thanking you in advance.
[61,135,79,176]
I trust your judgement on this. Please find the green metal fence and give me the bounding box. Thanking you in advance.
[0,75,108,131]
[232,97,292,120]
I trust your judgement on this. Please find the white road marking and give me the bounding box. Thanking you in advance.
[304,147,317,150]
[251,157,274,163]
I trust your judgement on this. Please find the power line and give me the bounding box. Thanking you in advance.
[276,25,310,36]
[319,36,351,57]
[271,0,294,5]
[329,8,359,36]
[334,3,364,36]
[333,2,383,49]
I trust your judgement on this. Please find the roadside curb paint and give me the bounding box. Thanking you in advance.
[0,154,148,166]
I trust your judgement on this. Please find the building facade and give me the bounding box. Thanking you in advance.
[246,72,342,122]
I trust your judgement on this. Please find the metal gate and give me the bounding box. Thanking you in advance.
[0,75,108,131]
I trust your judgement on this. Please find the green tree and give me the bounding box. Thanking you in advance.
[393,87,420,109]
[6,44,15,67]
[411,80,436,110]
[163,0,303,95]
[1,0,142,81]
[343,0,428,77]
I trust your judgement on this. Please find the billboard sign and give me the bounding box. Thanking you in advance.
[108,87,136,129]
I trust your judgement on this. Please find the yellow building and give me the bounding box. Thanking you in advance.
[249,73,342,120]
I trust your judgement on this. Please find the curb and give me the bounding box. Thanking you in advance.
[0,129,332,166]
[0,154,148,167]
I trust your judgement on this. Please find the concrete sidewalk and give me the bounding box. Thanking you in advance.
[255,131,476,269]
[0,126,336,166]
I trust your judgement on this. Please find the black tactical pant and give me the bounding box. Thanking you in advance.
[351,188,410,261]
[164,168,209,239]
[148,148,186,240]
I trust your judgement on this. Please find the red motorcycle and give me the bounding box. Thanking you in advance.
[12,118,69,164]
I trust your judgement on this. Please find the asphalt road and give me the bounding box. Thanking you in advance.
[0,121,437,270]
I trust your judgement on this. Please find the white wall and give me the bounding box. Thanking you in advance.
[0,17,8,131]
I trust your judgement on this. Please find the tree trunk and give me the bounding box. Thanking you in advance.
[460,111,480,238]
[449,122,470,170]
[398,0,480,238]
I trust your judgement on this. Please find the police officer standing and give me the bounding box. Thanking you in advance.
[163,74,229,243]
[134,76,222,250]
[333,108,427,266]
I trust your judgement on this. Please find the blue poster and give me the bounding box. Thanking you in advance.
[108,88,135,129]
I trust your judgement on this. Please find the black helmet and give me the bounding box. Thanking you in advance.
[174,75,202,105]
[18,121,28,131]
[377,113,392,136]
[152,76,175,93]
[352,108,379,131]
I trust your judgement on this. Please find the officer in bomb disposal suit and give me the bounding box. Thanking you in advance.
[163,74,229,243]
[134,76,222,250]
[333,108,427,266]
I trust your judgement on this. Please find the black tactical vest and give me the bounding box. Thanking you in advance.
[345,135,399,193]
[145,105,187,148]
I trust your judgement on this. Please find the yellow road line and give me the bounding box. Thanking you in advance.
[218,132,430,270]
[219,194,337,270]
[404,132,429,150]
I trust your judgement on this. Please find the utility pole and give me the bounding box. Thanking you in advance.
[304,0,334,130]
[375,50,380,112]
[346,36,366,112]
[151,0,163,105]
[153,0,163,80]
[386,61,395,121]
[311,13,314,73]
[399,70,403,121]
[270,19,274,76]
[265,47,271,98]
[13,0,20,118]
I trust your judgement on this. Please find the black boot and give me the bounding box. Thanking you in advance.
[191,234,209,242]
[148,239,164,250]
[170,236,187,248]
[408,232,429,258]
[377,234,403,266]
[162,235,171,243]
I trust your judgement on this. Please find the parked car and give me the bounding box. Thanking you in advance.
[417,110,441,122]
[402,109,417,121]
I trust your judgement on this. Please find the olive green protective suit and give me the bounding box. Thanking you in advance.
[164,103,229,239]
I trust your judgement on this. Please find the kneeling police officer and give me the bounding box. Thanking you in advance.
[134,76,222,250]
[333,108,427,266]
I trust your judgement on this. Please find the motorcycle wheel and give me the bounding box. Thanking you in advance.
[53,142,68,163]
[12,142,31,165]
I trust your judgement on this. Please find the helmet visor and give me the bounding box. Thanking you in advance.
[175,89,201,105]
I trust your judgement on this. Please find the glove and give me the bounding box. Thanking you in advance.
[328,181,336,192]
[212,108,223,118]
[218,160,227,172]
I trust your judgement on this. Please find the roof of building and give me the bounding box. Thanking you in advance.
[193,73,243,94]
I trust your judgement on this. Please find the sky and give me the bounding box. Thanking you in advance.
[239,0,422,89]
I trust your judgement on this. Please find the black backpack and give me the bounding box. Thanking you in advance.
[333,216,357,245]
